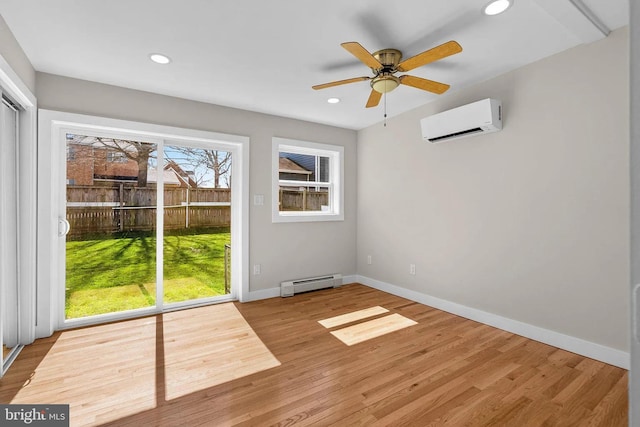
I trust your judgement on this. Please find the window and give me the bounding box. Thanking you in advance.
[272,137,344,222]
[106,150,127,163]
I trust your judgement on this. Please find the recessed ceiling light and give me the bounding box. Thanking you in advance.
[483,0,513,15]
[149,53,171,64]
[327,98,340,104]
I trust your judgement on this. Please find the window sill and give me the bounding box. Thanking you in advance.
[272,211,344,223]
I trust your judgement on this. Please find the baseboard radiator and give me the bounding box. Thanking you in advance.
[280,274,342,297]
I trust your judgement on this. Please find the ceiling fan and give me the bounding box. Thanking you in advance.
[312,40,462,108]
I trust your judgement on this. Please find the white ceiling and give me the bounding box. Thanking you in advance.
[0,0,629,130]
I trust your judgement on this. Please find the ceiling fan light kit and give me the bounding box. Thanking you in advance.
[371,75,399,93]
[312,40,462,108]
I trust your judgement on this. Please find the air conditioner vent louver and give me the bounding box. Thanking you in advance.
[280,274,342,297]
[427,127,483,142]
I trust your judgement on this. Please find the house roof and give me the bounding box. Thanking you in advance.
[147,168,182,186]
[0,1,628,130]
[165,160,198,188]
[279,157,311,175]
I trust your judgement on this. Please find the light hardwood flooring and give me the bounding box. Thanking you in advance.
[2,344,11,359]
[0,284,628,426]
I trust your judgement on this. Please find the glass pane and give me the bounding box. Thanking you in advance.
[278,151,330,183]
[65,134,158,319]
[162,145,232,304]
[278,184,330,212]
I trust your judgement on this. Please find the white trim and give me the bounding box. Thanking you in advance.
[272,137,344,223]
[156,142,165,311]
[37,109,250,333]
[236,136,250,302]
[355,275,630,369]
[246,287,281,302]
[0,53,37,347]
[60,294,236,330]
[341,274,358,285]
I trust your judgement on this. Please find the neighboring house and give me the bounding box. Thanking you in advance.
[278,156,311,182]
[165,160,198,188]
[66,137,196,188]
[279,152,329,182]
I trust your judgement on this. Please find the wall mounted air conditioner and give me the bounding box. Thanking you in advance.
[420,98,502,143]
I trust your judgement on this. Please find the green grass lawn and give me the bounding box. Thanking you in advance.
[65,228,230,319]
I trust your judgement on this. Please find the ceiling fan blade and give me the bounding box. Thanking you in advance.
[312,76,370,90]
[399,75,450,94]
[397,40,462,72]
[341,42,383,69]
[366,89,382,108]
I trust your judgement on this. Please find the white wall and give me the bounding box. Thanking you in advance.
[357,28,629,353]
[36,73,358,295]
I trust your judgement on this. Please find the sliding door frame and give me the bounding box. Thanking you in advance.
[0,54,37,371]
[37,110,250,334]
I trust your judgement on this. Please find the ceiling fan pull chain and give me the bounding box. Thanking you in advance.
[384,92,387,127]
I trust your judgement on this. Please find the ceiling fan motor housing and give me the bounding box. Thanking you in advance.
[372,49,403,69]
[370,49,403,93]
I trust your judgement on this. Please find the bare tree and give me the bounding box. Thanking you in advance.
[168,147,232,188]
[70,135,156,187]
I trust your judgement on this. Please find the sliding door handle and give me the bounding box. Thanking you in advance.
[58,218,70,237]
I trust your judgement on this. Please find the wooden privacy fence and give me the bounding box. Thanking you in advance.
[67,186,230,205]
[66,185,231,236]
[279,188,329,211]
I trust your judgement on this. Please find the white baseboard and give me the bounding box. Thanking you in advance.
[246,287,281,302]
[341,274,358,285]
[355,275,630,370]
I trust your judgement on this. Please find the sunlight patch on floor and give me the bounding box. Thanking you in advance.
[318,306,389,328]
[11,317,159,426]
[162,303,281,400]
[10,304,280,425]
[328,313,418,346]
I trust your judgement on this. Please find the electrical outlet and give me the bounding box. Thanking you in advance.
[253,194,264,206]
[409,264,416,275]
[253,264,261,275]
[367,255,372,265]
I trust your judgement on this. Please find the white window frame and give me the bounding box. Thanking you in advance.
[37,110,250,335]
[272,137,344,223]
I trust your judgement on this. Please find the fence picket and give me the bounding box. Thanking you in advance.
[66,186,231,236]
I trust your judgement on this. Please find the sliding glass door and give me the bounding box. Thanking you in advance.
[62,131,233,325]
[64,134,158,319]
[162,144,231,305]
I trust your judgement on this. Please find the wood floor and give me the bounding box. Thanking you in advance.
[0,284,628,426]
